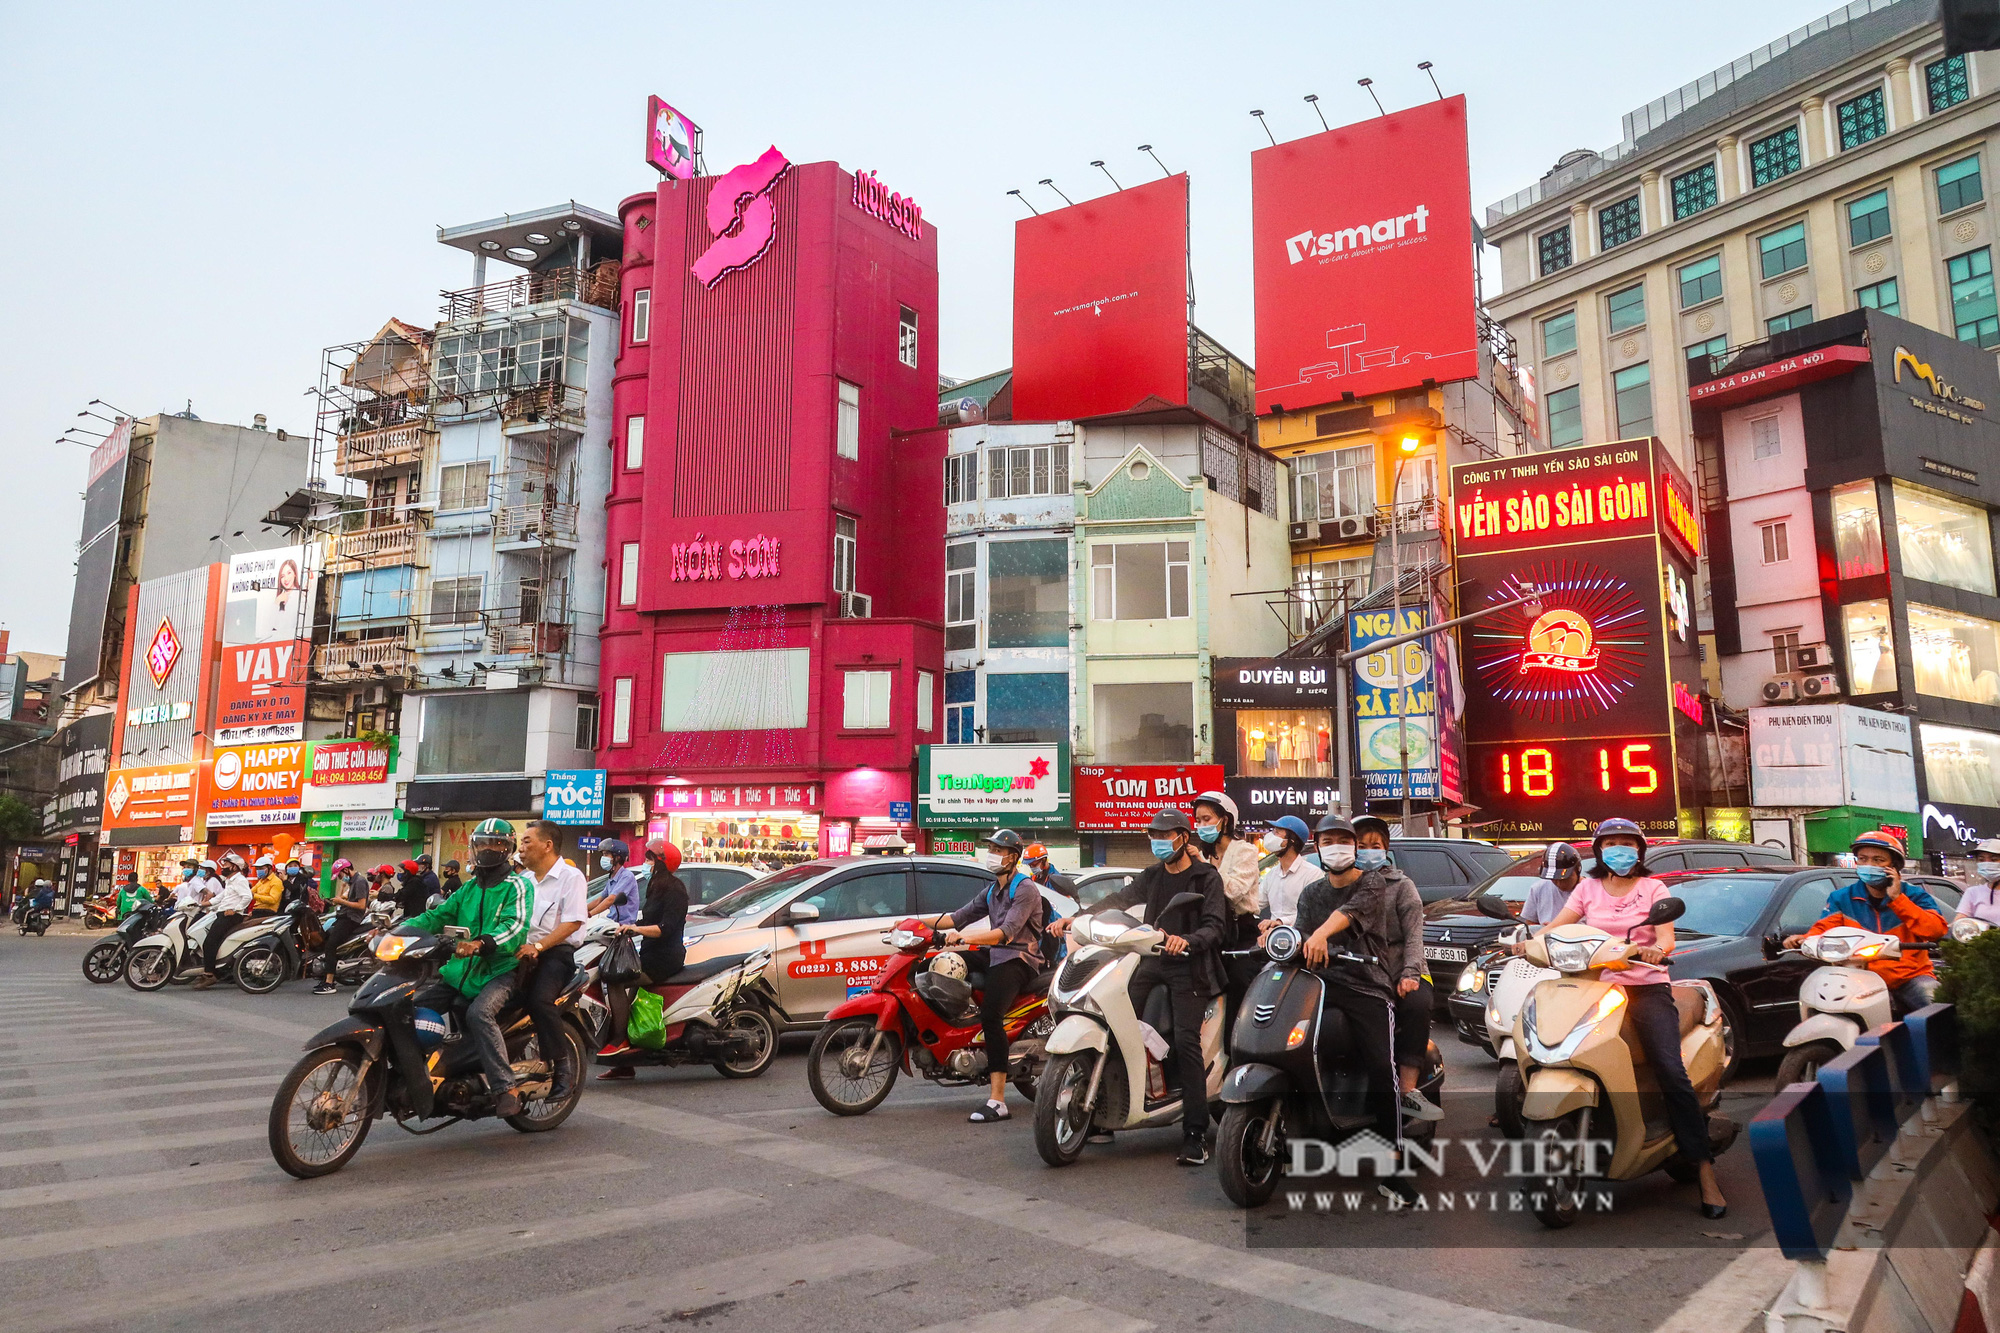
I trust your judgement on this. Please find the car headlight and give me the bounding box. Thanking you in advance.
[1810,936,1851,964]
[1456,968,1485,993]
[1547,939,1596,974]
[374,934,412,961]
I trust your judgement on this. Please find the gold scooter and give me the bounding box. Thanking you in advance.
[1496,895,1738,1228]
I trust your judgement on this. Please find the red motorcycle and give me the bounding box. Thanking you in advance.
[806,917,1054,1115]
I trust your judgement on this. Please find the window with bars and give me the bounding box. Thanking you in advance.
[1837,89,1887,150]
[1949,248,2000,348]
[1759,222,1808,279]
[1291,556,1371,633]
[898,306,919,368]
[1538,225,1573,276]
[1751,126,1802,187]
[438,461,491,512]
[1847,190,1892,246]
[1678,255,1722,308]
[1613,363,1653,438]
[1671,163,1717,220]
[942,452,976,505]
[1606,282,1647,332]
[986,442,1070,499]
[429,575,483,626]
[945,543,976,651]
[1292,444,1375,523]
[1938,156,1984,214]
[1541,310,1576,357]
[1767,307,1815,335]
[1857,277,1900,316]
[1598,196,1642,251]
[1546,386,1582,449]
[1928,54,1970,113]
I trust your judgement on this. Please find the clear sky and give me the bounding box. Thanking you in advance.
[0,0,1845,653]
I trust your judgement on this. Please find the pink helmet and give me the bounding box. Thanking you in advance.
[331,858,353,873]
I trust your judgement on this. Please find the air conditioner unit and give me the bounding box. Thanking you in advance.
[610,793,648,824]
[365,685,388,705]
[1801,672,1842,699]
[1332,514,1379,542]
[1792,644,1828,670]
[1288,521,1320,545]
[840,591,873,618]
[1761,677,1800,703]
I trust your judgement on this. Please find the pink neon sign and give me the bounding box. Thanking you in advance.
[691,147,791,288]
[645,96,699,181]
[671,534,782,583]
[851,170,922,240]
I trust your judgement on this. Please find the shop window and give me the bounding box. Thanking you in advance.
[1759,520,1790,564]
[429,575,483,626]
[942,452,976,505]
[842,670,891,730]
[1767,308,1815,335]
[834,515,857,595]
[987,673,1068,744]
[987,538,1068,648]
[417,692,529,775]
[1613,363,1653,438]
[1236,709,1334,779]
[1598,196,1642,251]
[1538,225,1572,276]
[836,381,860,461]
[660,648,810,730]
[619,543,639,606]
[575,693,600,751]
[1847,190,1892,246]
[987,441,1069,499]
[1949,248,2000,348]
[439,461,492,512]
[916,670,934,733]
[624,416,644,470]
[1546,386,1582,449]
[1760,222,1807,279]
[1671,163,1717,220]
[1928,54,1971,114]
[1606,283,1646,333]
[944,670,976,743]
[610,679,632,745]
[1092,682,1194,762]
[1938,155,1984,214]
[1856,278,1900,316]
[945,543,976,651]
[898,306,919,368]
[1844,600,1896,694]
[1751,126,1803,187]
[1832,481,1885,579]
[1837,88,1887,151]
[1293,444,1375,523]
[1091,541,1190,621]
[1922,722,2000,807]
[1771,629,1802,674]
[1910,602,2000,704]
[1678,256,1722,309]
[630,289,650,344]
[1894,481,1996,595]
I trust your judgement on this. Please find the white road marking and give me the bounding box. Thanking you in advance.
[374,1234,929,1333]
[1648,1244,1796,1333]
[0,1094,269,1136]
[0,1056,283,1089]
[0,1158,273,1209]
[1,1042,246,1068]
[907,1296,1154,1333]
[0,1073,278,1110]
[0,1125,263,1169]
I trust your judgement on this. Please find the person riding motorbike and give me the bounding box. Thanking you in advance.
[1780,828,1947,1013]
[312,857,374,995]
[116,874,152,917]
[598,836,691,1080]
[28,878,54,912]
[1053,808,1228,1165]
[1294,816,1417,1200]
[1021,842,1076,899]
[1192,791,1260,946]
[587,839,641,927]
[511,820,589,1100]
[394,859,434,918]
[924,828,1048,1123]
[395,818,534,1117]
[1256,816,1319,928]
[1522,841,1585,926]
[1530,816,1728,1218]
[250,856,285,917]
[1959,837,2000,926]
[1352,814,1441,1125]
[191,853,254,989]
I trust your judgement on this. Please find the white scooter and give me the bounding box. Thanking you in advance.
[1773,924,1937,1090]
[1033,894,1229,1166]
[1475,923,1559,1138]
[124,904,283,991]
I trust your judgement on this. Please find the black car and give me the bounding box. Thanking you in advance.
[1442,867,1963,1067]
[1376,838,1518,904]
[1421,839,1800,1003]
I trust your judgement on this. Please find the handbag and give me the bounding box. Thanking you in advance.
[627,988,667,1050]
[601,933,644,986]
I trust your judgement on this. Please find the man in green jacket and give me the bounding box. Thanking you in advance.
[400,818,534,1115]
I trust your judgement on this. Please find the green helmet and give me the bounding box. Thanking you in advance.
[473,817,515,838]
[469,817,516,870]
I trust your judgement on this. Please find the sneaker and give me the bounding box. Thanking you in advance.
[312,982,338,995]
[1400,1090,1445,1122]
[597,1041,633,1059]
[1176,1134,1210,1166]
[189,975,217,990]
[596,1066,635,1081]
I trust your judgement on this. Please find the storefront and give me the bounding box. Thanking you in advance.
[1212,656,1337,827]
[822,766,918,861]
[1073,761,1220,866]
[648,782,824,869]
[405,775,535,868]
[8,845,55,902]
[303,810,423,877]
[1747,703,1921,867]
[916,744,1071,860]
[43,713,112,909]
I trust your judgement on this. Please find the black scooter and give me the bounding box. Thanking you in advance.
[267,926,588,1179]
[82,902,173,983]
[16,901,53,936]
[1214,924,1445,1208]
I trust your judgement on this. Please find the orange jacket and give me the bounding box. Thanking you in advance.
[1804,878,1947,985]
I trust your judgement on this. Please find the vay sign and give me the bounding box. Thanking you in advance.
[543,769,607,827]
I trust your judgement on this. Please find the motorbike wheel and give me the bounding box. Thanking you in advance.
[124,945,174,992]
[712,1007,779,1079]
[81,940,126,984]
[1494,1061,1526,1141]
[508,1025,587,1133]
[806,1018,901,1115]
[1217,1100,1285,1208]
[269,1047,375,1178]
[1011,1011,1055,1102]
[1775,1040,1844,1094]
[1033,1050,1098,1167]
[1528,1109,1592,1230]
[234,944,287,995]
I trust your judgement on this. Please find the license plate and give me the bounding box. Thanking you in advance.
[1424,945,1468,963]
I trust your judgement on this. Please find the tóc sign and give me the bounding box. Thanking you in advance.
[543,769,608,827]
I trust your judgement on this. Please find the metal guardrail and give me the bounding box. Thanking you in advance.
[494,503,578,543]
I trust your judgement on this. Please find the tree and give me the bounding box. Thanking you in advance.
[0,794,39,844]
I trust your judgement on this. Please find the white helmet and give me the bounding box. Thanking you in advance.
[1975,838,2000,856]
[929,951,968,981]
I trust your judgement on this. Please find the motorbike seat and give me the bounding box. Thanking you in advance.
[651,952,752,990]
[1671,984,1704,1039]
[1021,968,1054,998]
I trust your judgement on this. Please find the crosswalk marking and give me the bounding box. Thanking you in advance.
[373,1235,930,1333]
[0,1094,269,1137]
[0,1125,263,1169]
[0,1055,283,1090]
[907,1297,1154,1333]
[1,1042,247,1067]
[0,1158,272,1210]
[0,1073,293,1111]
[6,1188,762,1333]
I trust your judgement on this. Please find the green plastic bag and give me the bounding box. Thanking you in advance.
[627,989,667,1050]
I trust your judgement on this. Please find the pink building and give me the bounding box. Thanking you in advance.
[600,157,944,867]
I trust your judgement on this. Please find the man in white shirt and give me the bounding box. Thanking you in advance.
[514,820,590,1098]
[1255,816,1321,928]
[193,853,253,988]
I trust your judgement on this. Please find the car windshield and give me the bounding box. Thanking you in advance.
[1463,851,1556,906]
[697,863,827,918]
[1663,875,1781,938]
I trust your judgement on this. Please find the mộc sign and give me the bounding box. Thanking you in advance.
[1895,345,1989,414]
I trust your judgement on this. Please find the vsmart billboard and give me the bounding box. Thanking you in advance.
[1252,96,1477,416]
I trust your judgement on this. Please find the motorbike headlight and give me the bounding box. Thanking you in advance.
[1547,940,1596,974]
[1264,925,1301,963]
[1088,917,1130,946]
[1952,917,1988,943]
[374,934,412,961]
[1812,936,1851,964]
[1456,968,1485,993]
[886,928,922,950]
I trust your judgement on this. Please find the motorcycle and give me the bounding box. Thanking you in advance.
[1032,895,1230,1167]
[17,903,54,936]
[1214,924,1447,1208]
[229,899,328,995]
[588,940,783,1079]
[1461,922,1558,1138]
[1509,896,1737,1229]
[267,926,588,1179]
[1771,924,1942,1090]
[83,902,174,983]
[566,914,621,1050]
[83,896,120,928]
[124,906,291,991]
[806,918,1054,1116]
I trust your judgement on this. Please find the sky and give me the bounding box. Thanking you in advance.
[0,0,1847,654]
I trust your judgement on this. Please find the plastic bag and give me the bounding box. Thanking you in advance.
[627,988,667,1050]
[600,934,643,986]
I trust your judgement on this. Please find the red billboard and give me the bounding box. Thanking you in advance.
[1252,96,1477,416]
[1073,763,1222,832]
[1012,173,1189,422]
[215,639,308,746]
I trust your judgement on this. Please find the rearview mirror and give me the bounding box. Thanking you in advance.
[1646,897,1686,926]
[1474,894,1516,921]
[1165,891,1205,911]
[785,902,821,924]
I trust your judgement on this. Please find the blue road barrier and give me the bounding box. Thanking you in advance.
[1816,1043,1897,1180]
[1749,1080,1855,1261]
[1856,1020,1921,1115]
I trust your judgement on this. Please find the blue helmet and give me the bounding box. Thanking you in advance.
[1271,815,1312,851]
[598,838,631,863]
[412,1009,452,1050]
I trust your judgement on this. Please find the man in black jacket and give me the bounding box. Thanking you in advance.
[1057,808,1228,1164]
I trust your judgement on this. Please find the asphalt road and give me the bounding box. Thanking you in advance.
[0,932,1799,1333]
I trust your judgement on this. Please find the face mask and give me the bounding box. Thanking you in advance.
[1599,846,1641,876]
[1355,848,1388,870]
[599,856,613,871]
[1261,832,1286,853]
[1196,824,1221,844]
[1150,838,1178,861]
[473,846,508,870]
[1979,863,2000,883]
[1856,865,1892,888]
[1320,844,1356,871]
[982,851,1004,871]
[181,869,195,881]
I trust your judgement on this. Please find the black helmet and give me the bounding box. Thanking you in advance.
[1542,842,1584,877]
[1352,814,1391,841]
[983,828,1025,851]
[1313,813,1356,838]
[1148,808,1193,835]
[416,853,432,867]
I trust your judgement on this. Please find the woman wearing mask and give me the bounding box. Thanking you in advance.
[1958,837,2000,925]
[597,837,691,1080]
[1353,816,1441,1123]
[1192,791,1260,947]
[1529,817,1727,1218]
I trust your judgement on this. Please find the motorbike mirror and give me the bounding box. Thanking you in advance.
[1645,897,1686,927]
[1164,891,1205,912]
[785,902,821,923]
[1473,894,1516,921]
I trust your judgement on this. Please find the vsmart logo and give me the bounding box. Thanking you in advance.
[1286,204,1431,265]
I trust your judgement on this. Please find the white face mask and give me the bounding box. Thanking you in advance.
[1319,844,1356,871]
[1261,832,1286,853]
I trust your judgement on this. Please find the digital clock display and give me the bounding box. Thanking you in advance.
[1469,737,1680,838]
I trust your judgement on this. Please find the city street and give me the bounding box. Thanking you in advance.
[2,933,1794,1333]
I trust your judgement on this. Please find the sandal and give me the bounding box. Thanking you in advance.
[969,1100,1011,1123]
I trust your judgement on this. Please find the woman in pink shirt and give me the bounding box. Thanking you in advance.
[1533,818,1727,1219]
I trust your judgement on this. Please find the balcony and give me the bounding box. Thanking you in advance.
[486,621,571,657]
[335,423,431,477]
[494,503,579,550]
[500,382,586,444]
[332,521,419,565]
[317,638,413,677]
[439,263,620,323]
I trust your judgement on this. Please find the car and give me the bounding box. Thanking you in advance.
[1420,839,1801,1000]
[1070,866,1142,908]
[584,861,756,909]
[679,856,1078,1030]
[1443,866,1963,1067]
[1379,838,1519,904]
